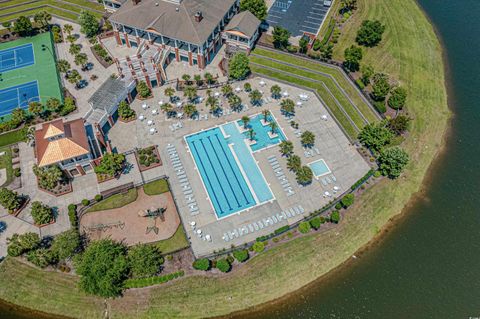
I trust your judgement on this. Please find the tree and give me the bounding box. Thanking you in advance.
[388,86,408,110]
[51,229,80,261]
[356,20,386,47]
[46,97,61,112]
[309,217,322,230]
[59,97,76,115]
[228,52,250,80]
[74,239,128,297]
[183,103,198,118]
[28,102,42,116]
[221,84,233,97]
[239,0,268,20]
[340,0,357,12]
[269,121,278,134]
[30,201,54,225]
[56,59,71,73]
[300,131,316,148]
[63,24,73,35]
[207,96,220,114]
[296,166,313,185]
[2,22,12,32]
[27,248,56,268]
[388,114,411,134]
[137,81,151,98]
[244,82,252,92]
[280,98,295,117]
[183,85,197,102]
[13,16,33,37]
[371,73,391,101]
[7,232,40,257]
[287,155,302,172]
[279,140,294,157]
[204,72,215,84]
[233,249,249,262]
[319,42,334,60]
[330,210,340,223]
[272,26,290,49]
[74,53,88,68]
[78,10,99,38]
[10,108,26,127]
[69,43,81,55]
[358,121,395,154]
[228,94,242,112]
[94,153,125,177]
[181,74,191,84]
[128,244,164,278]
[341,193,355,208]
[298,221,311,234]
[248,128,256,141]
[193,74,203,86]
[33,165,63,190]
[192,258,211,271]
[160,102,174,117]
[299,36,309,54]
[66,69,81,85]
[252,241,265,253]
[378,147,409,179]
[360,64,374,86]
[216,258,231,273]
[241,115,250,129]
[164,87,176,102]
[270,84,281,99]
[262,109,270,123]
[33,10,51,31]
[249,89,263,105]
[0,188,21,211]
[343,45,363,72]
[118,100,135,120]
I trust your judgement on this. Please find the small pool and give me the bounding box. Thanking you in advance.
[238,114,286,152]
[308,159,331,177]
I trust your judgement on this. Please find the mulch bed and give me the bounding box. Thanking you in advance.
[135,146,162,172]
[37,179,73,197]
[118,116,136,123]
[10,197,30,217]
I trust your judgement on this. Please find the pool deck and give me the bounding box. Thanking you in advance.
[106,77,371,257]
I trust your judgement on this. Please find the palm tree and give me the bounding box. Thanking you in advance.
[249,89,263,106]
[280,99,295,117]
[56,59,70,73]
[182,74,191,85]
[221,84,233,97]
[28,102,43,116]
[63,24,73,36]
[248,129,256,141]
[66,69,81,85]
[160,103,173,117]
[183,86,197,102]
[243,82,252,92]
[74,53,88,68]
[206,96,220,115]
[241,116,250,129]
[287,155,302,172]
[269,121,278,134]
[69,44,81,55]
[66,34,76,44]
[183,104,197,118]
[164,87,175,102]
[279,140,294,157]
[204,72,214,85]
[270,84,281,99]
[262,109,270,123]
[206,89,212,97]
[228,94,242,112]
[300,131,316,148]
[194,74,202,86]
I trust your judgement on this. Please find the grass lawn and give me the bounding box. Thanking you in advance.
[143,179,170,196]
[0,0,450,318]
[0,146,14,187]
[154,225,189,255]
[86,188,138,213]
[0,128,27,148]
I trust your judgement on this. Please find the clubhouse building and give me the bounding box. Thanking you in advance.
[108,0,260,70]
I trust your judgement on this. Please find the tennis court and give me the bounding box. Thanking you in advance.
[0,81,39,116]
[0,43,34,73]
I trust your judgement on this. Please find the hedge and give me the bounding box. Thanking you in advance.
[274,225,289,235]
[351,169,375,190]
[192,258,211,271]
[67,204,77,227]
[216,258,231,273]
[123,270,185,289]
[232,249,249,263]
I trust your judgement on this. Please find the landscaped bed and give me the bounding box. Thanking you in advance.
[135,146,162,172]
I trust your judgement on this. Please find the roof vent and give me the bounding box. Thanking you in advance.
[195,11,203,22]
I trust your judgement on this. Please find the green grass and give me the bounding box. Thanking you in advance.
[0,128,27,147]
[124,271,185,289]
[0,0,450,318]
[143,179,170,196]
[86,188,138,213]
[154,226,189,255]
[0,6,79,23]
[0,146,14,187]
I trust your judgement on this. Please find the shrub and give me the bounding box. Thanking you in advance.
[33,165,63,190]
[351,169,375,190]
[59,97,76,116]
[13,168,21,177]
[0,188,21,212]
[128,244,164,278]
[30,201,54,225]
[378,147,409,179]
[81,199,90,206]
[233,249,249,262]
[298,221,311,234]
[228,52,250,80]
[118,101,135,120]
[252,241,265,253]
[136,81,151,98]
[94,153,125,177]
[388,86,408,110]
[356,20,386,47]
[358,120,395,154]
[138,146,159,167]
[193,258,211,271]
[226,255,235,264]
[330,211,340,223]
[27,248,56,268]
[94,194,103,202]
[51,229,80,261]
[309,217,322,230]
[68,204,77,227]
[335,202,343,210]
[274,225,289,235]
[341,194,355,208]
[7,232,40,257]
[216,258,231,273]
[373,100,387,113]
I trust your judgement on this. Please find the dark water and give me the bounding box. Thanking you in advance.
[1,0,479,318]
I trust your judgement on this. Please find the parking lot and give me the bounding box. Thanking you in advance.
[266,0,331,37]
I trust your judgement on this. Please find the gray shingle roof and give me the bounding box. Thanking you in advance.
[110,0,236,45]
[224,11,260,38]
[88,77,126,114]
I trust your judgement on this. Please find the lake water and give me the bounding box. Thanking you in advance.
[1,0,479,318]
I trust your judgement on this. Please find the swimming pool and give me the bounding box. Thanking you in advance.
[238,114,286,152]
[308,159,331,178]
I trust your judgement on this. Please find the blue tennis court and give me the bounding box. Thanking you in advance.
[0,43,35,73]
[0,81,39,116]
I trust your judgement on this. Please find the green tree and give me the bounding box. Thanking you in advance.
[330,210,340,223]
[249,89,263,106]
[270,84,281,99]
[30,201,53,225]
[183,85,197,102]
[252,241,265,253]
[279,140,294,157]
[0,188,21,211]
[216,258,231,273]
[94,153,125,177]
[181,74,191,84]
[127,244,164,278]
[360,64,374,86]
[204,72,215,84]
[228,94,242,112]
[13,16,33,36]
[183,103,198,118]
[69,43,81,55]
[27,248,56,268]
[280,98,295,117]
[33,10,51,31]
[136,81,151,98]
[193,74,203,86]
[10,108,26,127]
[74,239,128,297]
[378,147,409,179]
[287,155,302,172]
[320,42,334,60]
[74,53,88,68]
[309,217,322,230]
[56,59,71,73]
[296,166,313,185]
[33,165,63,190]
[343,45,363,72]
[298,221,311,234]
[356,20,386,47]
[269,121,278,134]
[118,100,135,120]
[299,36,309,54]
[358,120,395,154]
[228,52,250,79]
[340,0,357,12]
[300,130,316,148]
[243,82,252,92]
[63,23,73,35]
[272,26,290,49]
[7,232,40,257]
[160,102,174,117]
[371,73,391,101]
[221,84,233,97]
[239,0,268,20]
[2,22,12,32]
[51,229,80,261]
[66,69,82,85]
[341,193,355,208]
[388,86,408,110]
[164,87,176,102]
[233,249,249,262]
[28,101,43,116]
[388,114,411,134]
[192,258,211,271]
[241,115,250,129]
[248,128,256,141]
[78,10,99,37]
[46,97,61,112]
[59,97,76,115]
[207,96,220,114]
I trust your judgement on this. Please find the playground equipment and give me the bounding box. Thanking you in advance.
[139,206,166,234]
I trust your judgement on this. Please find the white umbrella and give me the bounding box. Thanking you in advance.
[214,92,220,97]
[296,101,303,106]
[190,221,196,226]
[333,186,340,191]
[158,100,164,106]
[321,114,328,120]
[196,229,202,235]
[151,109,158,115]
[176,101,182,107]
[235,87,241,92]
[282,91,289,97]
[147,120,153,126]
[205,234,212,242]
[142,103,148,110]
[259,80,266,86]
[149,127,156,134]
[139,114,145,121]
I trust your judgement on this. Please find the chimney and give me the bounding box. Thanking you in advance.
[132,0,140,5]
[195,11,203,22]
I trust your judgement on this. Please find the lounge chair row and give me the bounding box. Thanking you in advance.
[267,155,295,197]
[222,205,305,242]
[320,174,337,187]
[166,144,199,216]
[304,147,321,158]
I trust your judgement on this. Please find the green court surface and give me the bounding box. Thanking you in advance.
[0,32,63,118]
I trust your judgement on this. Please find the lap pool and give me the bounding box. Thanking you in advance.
[185,121,275,219]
